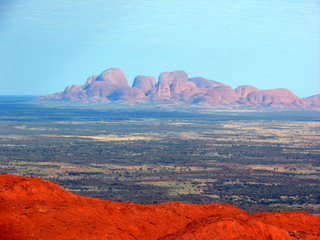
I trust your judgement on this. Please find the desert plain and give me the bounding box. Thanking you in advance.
[0,96,319,214]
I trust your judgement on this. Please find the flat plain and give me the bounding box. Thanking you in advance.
[0,96,319,214]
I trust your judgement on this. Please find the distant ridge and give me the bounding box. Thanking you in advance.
[1,173,320,240]
[37,68,320,109]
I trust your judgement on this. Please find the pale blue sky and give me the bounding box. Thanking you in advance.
[0,0,319,97]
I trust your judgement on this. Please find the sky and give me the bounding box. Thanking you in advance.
[0,0,319,98]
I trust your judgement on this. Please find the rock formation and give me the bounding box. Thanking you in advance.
[38,68,129,102]
[132,75,156,93]
[107,87,145,102]
[304,94,320,108]
[36,68,320,108]
[189,77,228,89]
[235,85,260,98]
[245,88,306,107]
[1,173,320,240]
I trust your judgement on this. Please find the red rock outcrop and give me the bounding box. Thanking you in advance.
[189,77,228,89]
[170,81,197,94]
[84,68,129,98]
[203,86,239,103]
[235,85,260,98]
[180,87,210,101]
[159,211,320,240]
[1,173,320,240]
[37,68,129,102]
[36,68,319,108]
[246,88,306,107]
[132,75,156,93]
[151,81,172,101]
[151,70,189,101]
[107,87,145,101]
[83,75,99,87]
[304,94,320,108]
[158,70,189,85]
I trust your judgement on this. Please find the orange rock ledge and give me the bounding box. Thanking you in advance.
[0,173,319,240]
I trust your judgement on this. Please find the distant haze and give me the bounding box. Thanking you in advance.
[0,0,319,97]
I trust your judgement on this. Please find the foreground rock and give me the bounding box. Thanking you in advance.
[36,68,319,108]
[1,174,319,240]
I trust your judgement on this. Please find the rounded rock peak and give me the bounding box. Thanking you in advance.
[235,85,259,98]
[158,70,188,85]
[189,77,226,89]
[133,75,156,93]
[95,68,129,88]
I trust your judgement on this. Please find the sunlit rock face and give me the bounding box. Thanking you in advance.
[1,174,320,240]
[36,68,319,108]
[84,68,129,99]
[246,88,306,107]
[36,68,130,102]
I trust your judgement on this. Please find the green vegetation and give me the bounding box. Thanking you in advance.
[0,97,319,214]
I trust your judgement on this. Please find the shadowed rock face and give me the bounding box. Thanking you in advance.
[158,70,189,85]
[132,75,156,93]
[304,94,320,108]
[1,174,320,240]
[36,68,320,108]
[151,71,190,101]
[235,85,260,98]
[170,81,197,94]
[107,87,145,101]
[204,86,239,103]
[189,77,228,89]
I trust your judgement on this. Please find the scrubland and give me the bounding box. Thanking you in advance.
[0,98,319,214]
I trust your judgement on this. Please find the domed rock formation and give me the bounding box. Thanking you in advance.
[304,94,320,108]
[1,173,320,240]
[189,77,228,89]
[247,88,306,107]
[84,68,129,98]
[151,70,189,101]
[170,81,197,94]
[235,85,260,98]
[107,87,145,101]
[37,68,130,102]
[94,68,128,85]
[158,70,189,85]
[132,75,156,93]
[36,68,319,109]
[204,86,239,103]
